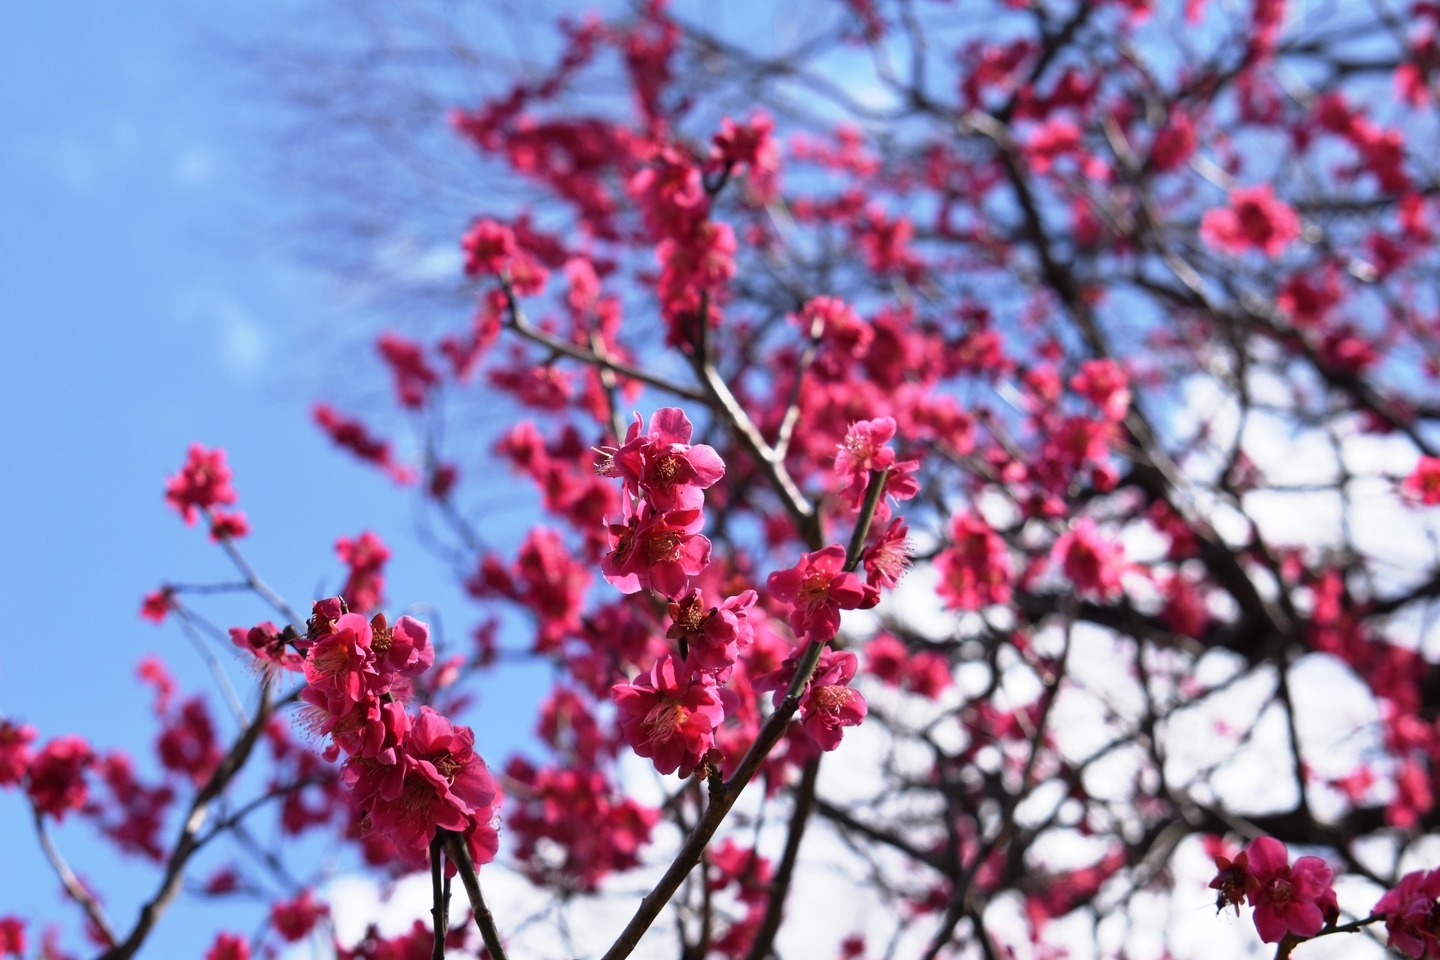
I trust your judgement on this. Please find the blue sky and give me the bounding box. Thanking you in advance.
[0,1,548,952]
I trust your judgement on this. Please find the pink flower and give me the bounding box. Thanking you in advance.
[304,688,408,763]
[336,531,390,615]
[767,544,878,642]
[0,917,24,958]
[1373,869,1440,958]
[798,651,867,750]
[365,708,497,863]
[370,613,435,679]
[0,720,37,788]
[936,513,1012,610]
[377,332,439,409]
[461,219,516,276]
[164,444,238,525]
[1053,519,1126,602]
[602,503,712,599]
[228,621,303,673]
[1242,836,1335,943]
[1200,184,1301,257]
[612,655,729,776]
[1405,456,1440,506]
[26,735,93,820]
[1070,359,1131,422]
[667,589,758,673]
[864,635,953,700]
[612,408,725,511]
[313,404,415,484]
[139,588,173,623]
[794,296,873,359]
[270,890,328,943]
[156,697,222,787]
[711,111,780,199]
[205,932,250,960]
[207,509,249,541]
[835,416,897,486]
[861,518,912,589]
[1150,111,1196,172]
[303,612,377,707]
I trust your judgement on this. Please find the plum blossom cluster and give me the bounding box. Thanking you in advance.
[601,407,745,776]
[277,597,500,869]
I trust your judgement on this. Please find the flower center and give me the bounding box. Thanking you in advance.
[646,530,683,564]
[810,685,853,713]
[797,573,834,610]
[433,752,462,782]
[1265,878,1293,905]
[653,454,681,484]
[643,700,689,745]
[610,521,638,565]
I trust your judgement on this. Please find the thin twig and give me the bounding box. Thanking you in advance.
[600,469,889,960]
[430,834,448,960]
[441,831,509,960]
[31,802,119,947]
[97,681,275,960]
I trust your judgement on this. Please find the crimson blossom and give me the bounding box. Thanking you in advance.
[20,0,1440,957]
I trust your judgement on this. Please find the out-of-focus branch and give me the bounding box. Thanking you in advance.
[497,279,709,404]
[31,802,119,948]
[203,509,303,627]
[921,611,1074,960]
[741,757,818,960]
[97,681,275,960]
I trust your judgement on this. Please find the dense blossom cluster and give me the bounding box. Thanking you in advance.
[19,0,1440,957]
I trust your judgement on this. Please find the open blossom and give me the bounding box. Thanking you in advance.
[229,621,303,672]
[1209,836,1337,943]
[667,588,758,673]
[1200,184,1301,257]
[336,531,390,615]
[303,612,378,707]
[835,416,898,478]
[26,735,94,820]
[798,650,867,750]
[864,634,953,699]
[767,544,878,643]
[795,296,873,358]
[834,417,920,515]
[612,655,730,776]
[369,613,435,679]
[208,509,249,541]
[139,588,173,623]
[1070,359,1131,422]
[861,518,912,589]
[1405,456,1440,506]
[1054,518,1126,602]
[461,218,516,276]
[602,503,712,598]
[0,917,24,958]
[611,407,725,511]
[506,758,659,892]
[205,932,250,960]
[0,720,37,788]
[270,890,328,943]
[1374,869,1440,958]
[164,443,238,524]
[305,688,409,763]
[364,708,498,863]
[936,512,1012,610]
